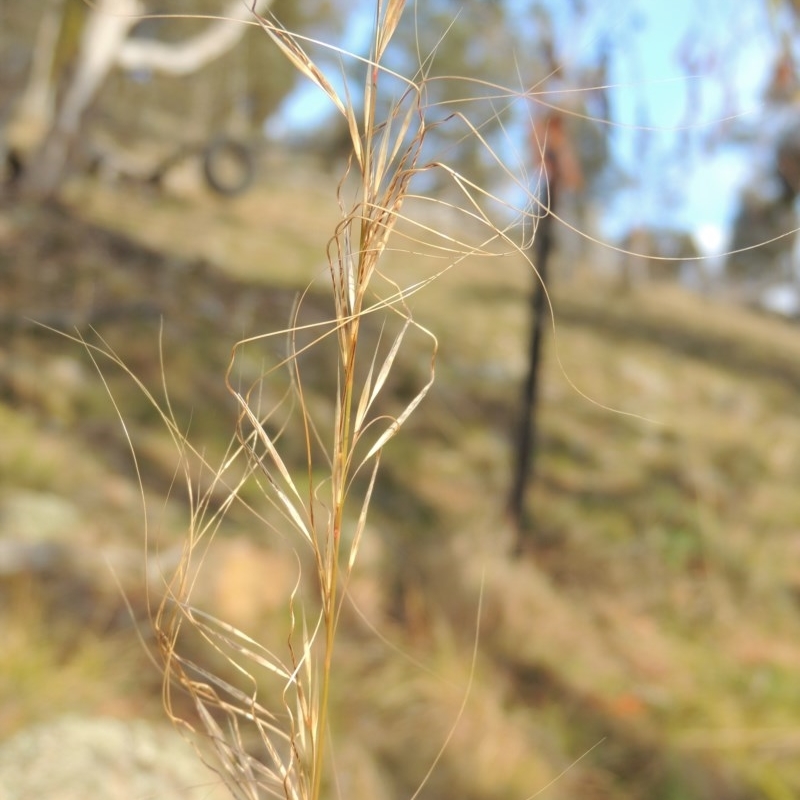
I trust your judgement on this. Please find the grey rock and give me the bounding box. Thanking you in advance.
[0,716,232,800]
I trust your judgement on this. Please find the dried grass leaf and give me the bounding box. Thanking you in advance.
[376,0,406,61]
[234,395,312,542]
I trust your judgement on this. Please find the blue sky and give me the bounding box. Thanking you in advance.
[267,1,794,248]
[598,0,783,242]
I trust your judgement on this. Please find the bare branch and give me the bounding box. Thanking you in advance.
[115,0,273,76]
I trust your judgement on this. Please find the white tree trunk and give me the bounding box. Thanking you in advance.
[59,0,143,134]
[20,0,273,197]
[21,0,142,195]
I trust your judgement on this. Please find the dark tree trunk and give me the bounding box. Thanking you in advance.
[507,168,558,553]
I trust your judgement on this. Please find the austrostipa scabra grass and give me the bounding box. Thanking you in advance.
[138,5,538,799]
[143,5,562,798]
[19,2,800,799]
[52,2,575,799]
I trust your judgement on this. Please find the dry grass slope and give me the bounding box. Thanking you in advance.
[2,167,800,798]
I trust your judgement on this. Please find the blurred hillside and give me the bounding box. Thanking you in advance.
[1,164,800,798]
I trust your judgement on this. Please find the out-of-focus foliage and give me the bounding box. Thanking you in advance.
[3,0,797,225]
[307,0,614,200]
[770,0,800,17]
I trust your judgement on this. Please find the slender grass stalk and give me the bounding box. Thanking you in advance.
[142,3,447,797]
[151,2,539,791]
[63,3,561,798]
[44,6,800,798]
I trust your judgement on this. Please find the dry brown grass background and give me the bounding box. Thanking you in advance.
[2,149,800,796]
[2,6,800,795]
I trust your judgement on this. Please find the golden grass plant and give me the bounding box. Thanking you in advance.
[35,1,800,792]
[60,3,547,800]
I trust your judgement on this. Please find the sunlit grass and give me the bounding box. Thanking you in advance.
[5,3,800,792]
[0,587,155,739]
[11,157,800,797]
